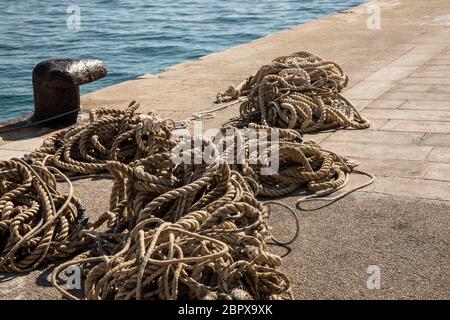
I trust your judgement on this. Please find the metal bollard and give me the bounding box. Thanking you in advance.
[32,59,107,124]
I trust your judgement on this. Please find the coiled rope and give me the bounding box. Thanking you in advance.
[216,51,371,133]
[0,158,89,272]
[215,124,359,198]
[51,126,292,300]
[28,101,175,176]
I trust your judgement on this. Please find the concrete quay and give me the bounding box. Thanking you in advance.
[1,0,449,299]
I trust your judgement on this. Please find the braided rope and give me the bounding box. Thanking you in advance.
[0,158,89,272]
[51,130,292,300]
[216,51,371,133]
[27,101,176,176]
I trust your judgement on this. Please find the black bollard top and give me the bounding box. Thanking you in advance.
[33,59,107,88]
[32,58,107,124]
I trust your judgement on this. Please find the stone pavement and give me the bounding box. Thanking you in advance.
[1,0,449,299]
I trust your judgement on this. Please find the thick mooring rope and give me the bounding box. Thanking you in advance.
[51,128,292,300]
[28,101,175,176]
[215,124,358,198]
[28,102,367,206]
[215,51,371,133]
[45,104,373,300]
[0,158,88,272]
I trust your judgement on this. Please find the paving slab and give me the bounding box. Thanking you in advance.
[389,53,439,67]
[394,84,432,92]
[434,55,450,60]
[429,85,450,94]
[302,132,334,144]
[413,71,450,78]
[0,137,44,151]
[366,66,418,81]
[424,162,450,181]
[408,43,449,54]
[323,130,425,145]
[381,91,450,101]
[419,65,450,71]
[420,133,450,147]
[320,141,432,161]
[398,100,450,111]
[365,100,404,109]
[380,120,450,134]
[401,77,450,85]
[361,109,450,122]
[343,81,396,100]
[0,127,51,148]
[350,157,429,179]
[367,176,450,201]
[427,147,450,163]
[427,59,450,66]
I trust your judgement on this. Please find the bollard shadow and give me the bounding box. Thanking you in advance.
[0,110,91,144]
[0,114,55,143]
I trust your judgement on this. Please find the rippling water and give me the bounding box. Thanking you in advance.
[0,0,365,122]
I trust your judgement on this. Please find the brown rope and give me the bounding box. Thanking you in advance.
[51,125,292,300]
[27,101,175,176]
[215,51,371,133]
[0,158,89,272]
[215,124,359,197]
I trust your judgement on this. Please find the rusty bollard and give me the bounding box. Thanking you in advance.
[32,59,107,124]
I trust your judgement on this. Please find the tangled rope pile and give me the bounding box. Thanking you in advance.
[0,158,88,272]
[27,99,366,208]
[215,124,358,199]
[51,123,292,300]
[216,51,370,133]
[28,101,175,176]
[1,51,376,300]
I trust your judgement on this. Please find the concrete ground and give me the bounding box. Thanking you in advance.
[1,0,449,299]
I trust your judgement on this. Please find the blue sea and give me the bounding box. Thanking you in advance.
[0,0,365,122]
